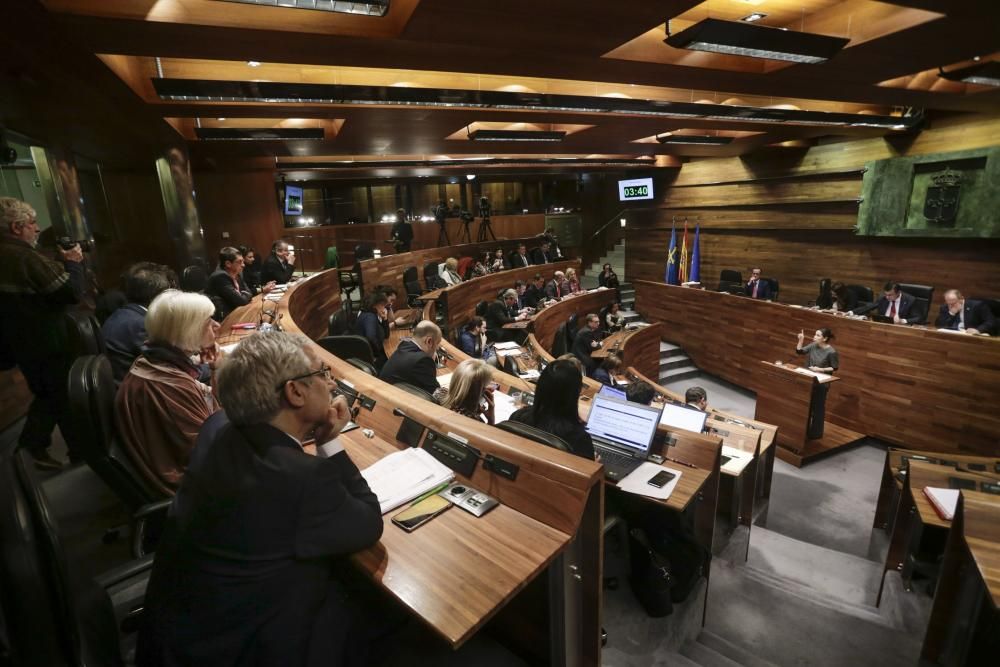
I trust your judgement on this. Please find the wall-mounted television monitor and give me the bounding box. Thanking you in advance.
[284,184,304,216]
[617,177,654,202]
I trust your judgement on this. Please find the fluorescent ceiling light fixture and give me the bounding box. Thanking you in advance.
[194,127,325,140]
[666,18,849,64]
[214,0,390,17]
[938,61,1000,87]
[655,134,733,145]
[247,61,262,67]
[468,129,566,142]
[466,174,476,180]
[741,13,767,23]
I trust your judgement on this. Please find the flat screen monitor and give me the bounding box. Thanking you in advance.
[598,384,626,400]
[660,402,708,433]
[617,177,654,202]
[284,184,304,216]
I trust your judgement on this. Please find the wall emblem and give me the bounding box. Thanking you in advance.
[923,167,962,225]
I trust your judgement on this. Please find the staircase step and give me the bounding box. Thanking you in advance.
[660,357,692,371]
[661,366,701,382]
[657,652,701,667]
[697,631,781,667]
[680,640,742,667]
[660,341,682,352]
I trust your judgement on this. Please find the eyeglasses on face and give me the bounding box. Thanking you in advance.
[276,364,332,392]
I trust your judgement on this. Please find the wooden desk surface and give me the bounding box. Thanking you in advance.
[961,491,1000,607]
[905,460,996,529]
[344,431,570,648]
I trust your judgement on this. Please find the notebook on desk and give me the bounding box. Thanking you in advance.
[584,395,663,481]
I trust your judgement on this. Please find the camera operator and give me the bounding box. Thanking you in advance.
[0,197,86,470]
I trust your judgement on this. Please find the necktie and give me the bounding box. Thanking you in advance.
[752,281,759,298]
[889,300,896,318]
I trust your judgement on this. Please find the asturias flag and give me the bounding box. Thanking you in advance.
[664,224,678,285]
[679,223,689,284]
[690,225,700,284]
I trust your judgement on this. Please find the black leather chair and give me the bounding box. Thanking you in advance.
[180,264,208,293]
[898,283,934,325]
[403,266,429,307]
[764,278,779,301]
[338,270,361,308]
[65,310,106,359]
[502,354,521,376]
[0,449,153,667]
[973,297,1000,319]
[316,335,374,365]
[424,261,443,290]
[496,420,571,452]
[346,358,377,376]
[551,323,568,357]
[395,382,436,403]
[565,314,579,347]
[66,354,169,556]
[718,270,743,294]
[847,284,874,305]
[328,307,356,336]
[354,244,375,262]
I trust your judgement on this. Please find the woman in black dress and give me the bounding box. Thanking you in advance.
[510,359,594,460]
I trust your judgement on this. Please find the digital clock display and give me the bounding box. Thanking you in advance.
[617,177,654,201]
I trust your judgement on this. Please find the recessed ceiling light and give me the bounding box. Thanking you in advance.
[217,117,226,121]
[247,61,261,67]
[741,13,767,23]
[466,174,476,180]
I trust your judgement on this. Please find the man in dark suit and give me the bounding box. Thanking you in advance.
[866,282,917,324]
[485,289,526,343]
[935,289,996,335]
[389,208,413,253]
[261,239,296,284]
[508,242,531,269]
[744,268,772,300]
[207,247,275,320]
[530,241,553,265]
[378,320,442,394]
[572,313,603,375]
[545,271,565,301]
[523,274,546,309]
[137,332,383,667]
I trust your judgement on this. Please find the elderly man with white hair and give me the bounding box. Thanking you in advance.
[0,197,85,470]
[137,331,383,667]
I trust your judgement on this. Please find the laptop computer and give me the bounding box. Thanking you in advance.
[598,384,626,400]
[870,314,894,324]
[660,402,708,434]
[584,395,663,480]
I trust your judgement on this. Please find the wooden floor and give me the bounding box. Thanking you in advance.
[776,421,866,467]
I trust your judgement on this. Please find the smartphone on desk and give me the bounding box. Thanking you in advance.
[647,470,677,488]
[391,495,452,532]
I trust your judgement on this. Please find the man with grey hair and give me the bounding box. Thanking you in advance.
[545,271,566,301]
[935,289,996,335]
[138,331,383,666]
[378,319,443,394]
[261,239,296,284]
[0,197,85,470]
[485,288,527,343]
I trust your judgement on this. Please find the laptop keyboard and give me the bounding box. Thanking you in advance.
[598,447,643,476]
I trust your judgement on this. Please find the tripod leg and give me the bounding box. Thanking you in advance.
[438,224,450,245]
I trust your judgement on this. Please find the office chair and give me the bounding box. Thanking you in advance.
[898,283,935,325]
[180,264,208,293]
[457,256,474,280]
[764,278,779,301]
[552,323,568,357]
[324,246,339,269]
[65,310,106,358]
[423,261,442,290]
[354,244,375,262]
[347,358,377,376]
[316,335,374,365]
[503,354,521,376]
[0,448,154,667]
[394,382,436,403]
[475,300,489,318]
[973,297,1000,320]
[496,421,570,452]
[403,266,430,307]
[565,314,579,347]
[337,269,361,308]
[846,284,874,306]
[65,354,170,557]
[718,270,743,294]
[328,307,357,336]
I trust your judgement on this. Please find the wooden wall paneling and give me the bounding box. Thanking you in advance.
[630,205,860,230]
[531,290,619,353]
[194,169,284,263]
[613,322,663,382]
[97,168,175,278]
[660,177,861,208]
[634,280,1000,458]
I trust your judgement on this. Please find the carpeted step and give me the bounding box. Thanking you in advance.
[696,631,781,667]
[680,639,742,667]
[656,652,702,667]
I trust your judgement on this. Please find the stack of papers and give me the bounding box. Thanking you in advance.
[792,367,832,381]
[517,369,541,380]
[492,392,520,423]
[617,462,682,500]
[493,341,521,351]
[923,487,959,521]
[360,447,455,514]
[497,348,524,358]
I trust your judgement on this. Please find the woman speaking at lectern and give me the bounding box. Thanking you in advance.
[795,328,839,440]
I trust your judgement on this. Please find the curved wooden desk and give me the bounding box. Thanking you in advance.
[634,280,1000,462]
[220,271,604,664]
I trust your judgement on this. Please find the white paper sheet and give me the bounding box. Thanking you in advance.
[360,447,455,514]
[616,462,682,500]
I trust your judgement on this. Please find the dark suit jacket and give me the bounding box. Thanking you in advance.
[136,411,383,667]
[523,285,545,309]
[744,279,772,300]
[935,300,997,334]
[485,299,515,341]
[508,252,530,269]
[529,247,551,265]
[354,311,387,366]
[870,292,917,322]
[378,339,439,394]
[544,279,562,300]
[100,303,147,383]
[261,253,295,285]
[207,269,252,317]
[572,327,602,372]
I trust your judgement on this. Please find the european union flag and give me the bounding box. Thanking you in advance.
[689,225,700,283]
[664,224,678,285]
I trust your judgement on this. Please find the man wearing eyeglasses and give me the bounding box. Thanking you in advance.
[0,197,85,470]
[137,331,383,667]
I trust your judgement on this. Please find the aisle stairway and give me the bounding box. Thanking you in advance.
[660,340,700,384]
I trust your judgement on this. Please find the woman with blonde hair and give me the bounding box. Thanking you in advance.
[439,257,463,286]
[436,358,495,424]
[563,268,581,294]
[116,289,221,494]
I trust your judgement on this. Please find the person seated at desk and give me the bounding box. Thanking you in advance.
[530,241,553,265]
[815,279,857,313]
[545,271,566,301]
[208,246,276,320]
[744,267,771,300]
[508,242,530,269]
[572,313,604,376]
[115,290,221,495]
[137,332,383,667]
[626,381,656,406]
[373,284,409,331]
[541,227,564,260]
[458,316,497,366]
[261,239,296,285]
[593,354,621,387]
[238,245,262,294]
[486,289,527,342]
[435,358,495,424]
[603,302,625,333]
[685,386,708,411]
[866,281,916,324]
[354,292,389,370]
[562,268,581,295]
[523,274,547,309]
[102,262,176,384]
[471,260,489,278]
[598,263,620,290]
[510,359,595,460]
[514,280,529,310]
[935,289,996,335]
[795,328,838,440]
[378,320,442,395]
[439,257,463,286]
[489,247,508,273]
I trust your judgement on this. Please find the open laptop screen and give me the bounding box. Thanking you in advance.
[598,384,626,400]
[585,395,662,455]
[660,403,708,433]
